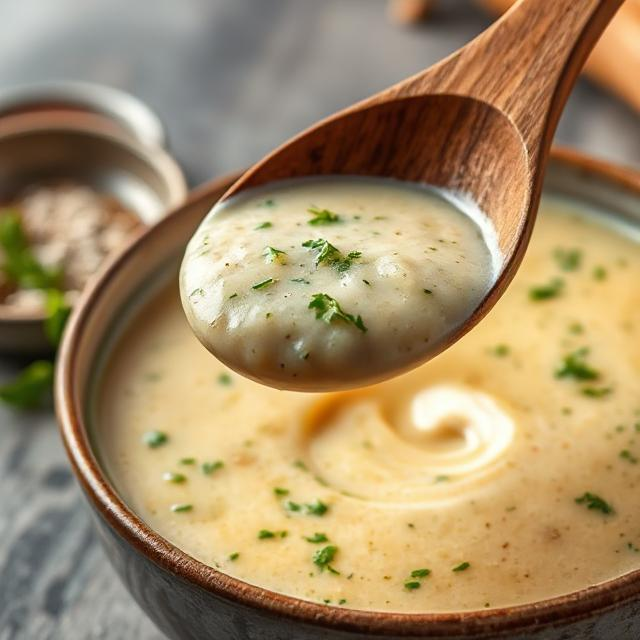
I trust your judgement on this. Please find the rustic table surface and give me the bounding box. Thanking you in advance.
[0,1,638,639]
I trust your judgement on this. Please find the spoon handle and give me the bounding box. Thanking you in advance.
[388,0,624,159]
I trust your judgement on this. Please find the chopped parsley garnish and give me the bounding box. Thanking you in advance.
[491,344,510,357]
[434,475,450,483]
[575,492,614,515]
[452,562,471,572]
[568,322,584,335]
[260,199,276,208]
[285,500,302,512]
[229,552,240,561]
[581,386,612,398]
[291,277,311,284]
[410,568,431,578]
[252,277,276,290]
[293,459,308,471]
[180,457,196,465]
[263,246,287,264]
[218,372,233,386]
[305,532,329,543]
[305,499,329,516]
[362,279,371,286]
[171,503,193,513]
[202,460,224,475]
[308,206,340,225]
[228,293,238,299]
[555,348,599,381]
[529,278,564,300]
[0,360,54,409]
[404,581,421,590]
[620,449,638,464]
[553,248,582,271]
[423,288,433,295]
[302,238,361,272]
[258,529,287,539]
[313,545,339,573]
[143,430,168,448]
[254,221,273,230]
[273,487,290,496]
[309,293,367,332]
[593,265,607,280]
[162,471,187,484]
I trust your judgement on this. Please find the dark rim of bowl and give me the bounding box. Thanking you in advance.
[0,111,187,325]
[56,150,640,636]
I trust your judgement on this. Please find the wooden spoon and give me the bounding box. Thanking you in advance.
[208,0,624,382]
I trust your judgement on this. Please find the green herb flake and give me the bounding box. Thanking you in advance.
[529,278,564,301]
[304,532,329,543]
[491,344,510,357]
[555,348,599,381]
[620,449,638,464]
[143,430,168,449]
[254,221,273,230]
[308,206,340,226]
[0,360,54,409]
[582,386,612,398]
[260,199,276,208]
[362,279,371,286]
[423,288,433,295]
[302,238,361,272]
[258,529,276,539]
[291,277,311,284]
[313,545,339,573]
[575,492,614,515]
[171,503,193,513]
[293,459,308,471]
[568,322,584,335]
[252,277,276,290]
[229,552,240,561]
[404,581,421,590]
[305,499,329,516]
[273,487,290,496]
[202,460,224,475]
[410,568,431,578]
[285,500,302,512]
[228,293,238,299]
[309,293,367,332]
[162,471,187,484]
[593,266,607,281]
[218,372,233,386]
[263,246,287,264]
[452,562,471,572]
[180,457,196,465]
[553,248,582,272]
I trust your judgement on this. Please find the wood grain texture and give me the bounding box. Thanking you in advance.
[0,1,637,639]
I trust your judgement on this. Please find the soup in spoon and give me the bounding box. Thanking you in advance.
[180,178,499,391]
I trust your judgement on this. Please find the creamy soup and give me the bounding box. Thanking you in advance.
[97,197,640,612]
[180,178,498,391]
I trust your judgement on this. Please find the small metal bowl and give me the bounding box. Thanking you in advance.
[0,110,187,354]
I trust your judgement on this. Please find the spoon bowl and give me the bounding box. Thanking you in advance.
[185,0,624,389]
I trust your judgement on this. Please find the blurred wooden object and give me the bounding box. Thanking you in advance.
[388,0,640,112]
[478,0,640,111]
[387,0,433,24]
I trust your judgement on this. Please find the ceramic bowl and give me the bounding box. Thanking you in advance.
[0,110,187,354]
[56,150,640,640]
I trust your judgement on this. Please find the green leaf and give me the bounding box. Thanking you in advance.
[308,293,367,332]
[555,348,599,381]
[575,492,614,515]
[44,289,71,346]
[452,562,471,572]
[307,206,340,225]
[528,278,564,301]
[0,210,62,290]
[0,360,54,409]
[313,545,339,573]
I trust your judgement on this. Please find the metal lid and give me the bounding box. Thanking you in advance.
[0,81,167,149]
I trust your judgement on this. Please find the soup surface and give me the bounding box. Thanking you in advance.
[180,178,497,390]
[97,197,640,612]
